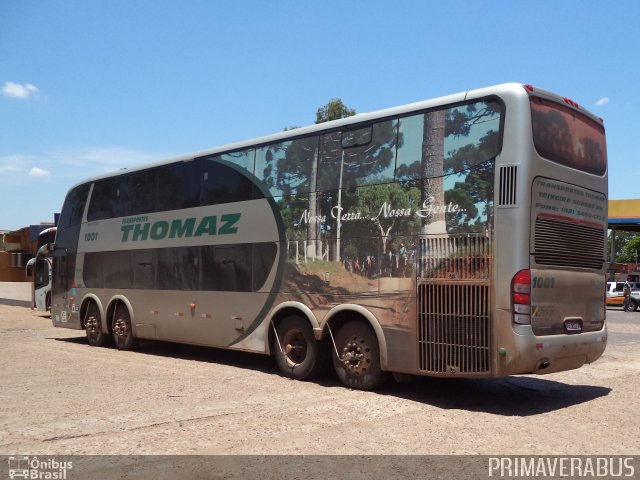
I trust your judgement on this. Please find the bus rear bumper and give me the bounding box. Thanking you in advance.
[499,327,608,376]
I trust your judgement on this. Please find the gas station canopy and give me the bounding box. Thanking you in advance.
[609,199,640,232]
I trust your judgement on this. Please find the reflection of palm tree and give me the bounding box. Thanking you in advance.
[421,110,447,235]
[307,148,321,258]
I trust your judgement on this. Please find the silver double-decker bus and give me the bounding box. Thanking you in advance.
[51,83,608,389]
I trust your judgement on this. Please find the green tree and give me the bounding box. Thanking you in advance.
[316,99,356,123]
[609,231,640,263]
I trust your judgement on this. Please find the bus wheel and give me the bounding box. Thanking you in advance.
[112,303,136,351]
[332,321,387,390]
[85,303,110,347]
[273,316,325,380]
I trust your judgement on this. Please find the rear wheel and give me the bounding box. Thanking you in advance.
[332,321,387,390]
[630,299,639,312]
[112,302,136,351]
[85,302,110,347]
[273,316,327,380]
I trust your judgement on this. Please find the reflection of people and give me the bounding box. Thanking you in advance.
[623,277,632,312]
[399,243,407,277]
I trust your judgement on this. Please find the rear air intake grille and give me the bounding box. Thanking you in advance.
[534,215,604,269]
[418,283,490,374]
[498,165,517,206]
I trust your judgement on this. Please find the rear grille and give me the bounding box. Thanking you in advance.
[418,282,490,374]
[534,215,604,269]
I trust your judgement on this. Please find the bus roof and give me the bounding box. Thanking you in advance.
[64,82,600,191]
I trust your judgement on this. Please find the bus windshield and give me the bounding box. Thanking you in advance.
[530,96,607,176]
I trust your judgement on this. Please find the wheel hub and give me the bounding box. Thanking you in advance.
[341,336,372,375]
[86,316,99,336]
[113,318,129,339]
[283,330,307,365]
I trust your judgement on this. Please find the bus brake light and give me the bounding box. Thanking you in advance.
[512,269,531,325]
[562,97,580,108]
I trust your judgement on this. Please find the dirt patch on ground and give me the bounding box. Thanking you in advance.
[0,305,638,460]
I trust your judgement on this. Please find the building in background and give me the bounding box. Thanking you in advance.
[0,224,55,282]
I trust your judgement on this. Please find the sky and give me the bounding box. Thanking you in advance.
[1,0,639,231]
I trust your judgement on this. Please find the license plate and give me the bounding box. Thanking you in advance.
[564,320,582,333]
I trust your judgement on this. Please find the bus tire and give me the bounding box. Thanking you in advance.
[112,303,136,351]
[273,316,326,381]
[85,302,110,347]
[332,320,388,391]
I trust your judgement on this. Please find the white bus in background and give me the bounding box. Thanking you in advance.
[26,226,56,312]
[51,83,608,390]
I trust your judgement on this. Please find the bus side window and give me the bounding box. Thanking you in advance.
[200,155,256,206]
[255,136,318,197]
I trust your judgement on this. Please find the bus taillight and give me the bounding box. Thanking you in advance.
[512,269,531,325]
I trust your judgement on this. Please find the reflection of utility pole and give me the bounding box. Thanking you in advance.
[336,151,344,262]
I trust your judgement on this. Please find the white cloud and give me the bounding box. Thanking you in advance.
[0,154,29,175]
[1,81,39,99]
[29,167,50,177]
[0,147,170,186]
[50,147,169,173]
[595,97,609,107]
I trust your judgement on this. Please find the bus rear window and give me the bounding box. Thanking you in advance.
[530,97,606,175]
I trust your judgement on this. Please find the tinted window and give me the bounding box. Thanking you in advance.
[213,149,255,174]
[157,161,201,211]
[317,120,398,191]
[531,97,606,175]
[129,170,156,216]
[88,177,129,221]
[83,251,132,288]
[59,184,90,228]
[88,162,202,221]
[83,243,276,292]
[157,247,200,290]
[253,242,278,290]
[317,132,342,191]
[396,100,503,182]
[255,136,318,197]
[201,245,251,292]
[200,157,257,205]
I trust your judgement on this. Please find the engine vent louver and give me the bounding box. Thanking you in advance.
[498,165,518,206]
[534,216,604,269]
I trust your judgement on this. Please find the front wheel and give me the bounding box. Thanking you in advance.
[273,316,327,380]
[112,303,136,351]
[332,321,388,390]
[629,299,639,312]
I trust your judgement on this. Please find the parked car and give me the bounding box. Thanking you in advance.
[629,289,640,311]
[606,281,640,310]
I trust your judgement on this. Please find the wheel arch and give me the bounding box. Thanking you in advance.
[265,301,320,356]
[105,295,135,335]
[322,304,388,370]
[79,294,105,331]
